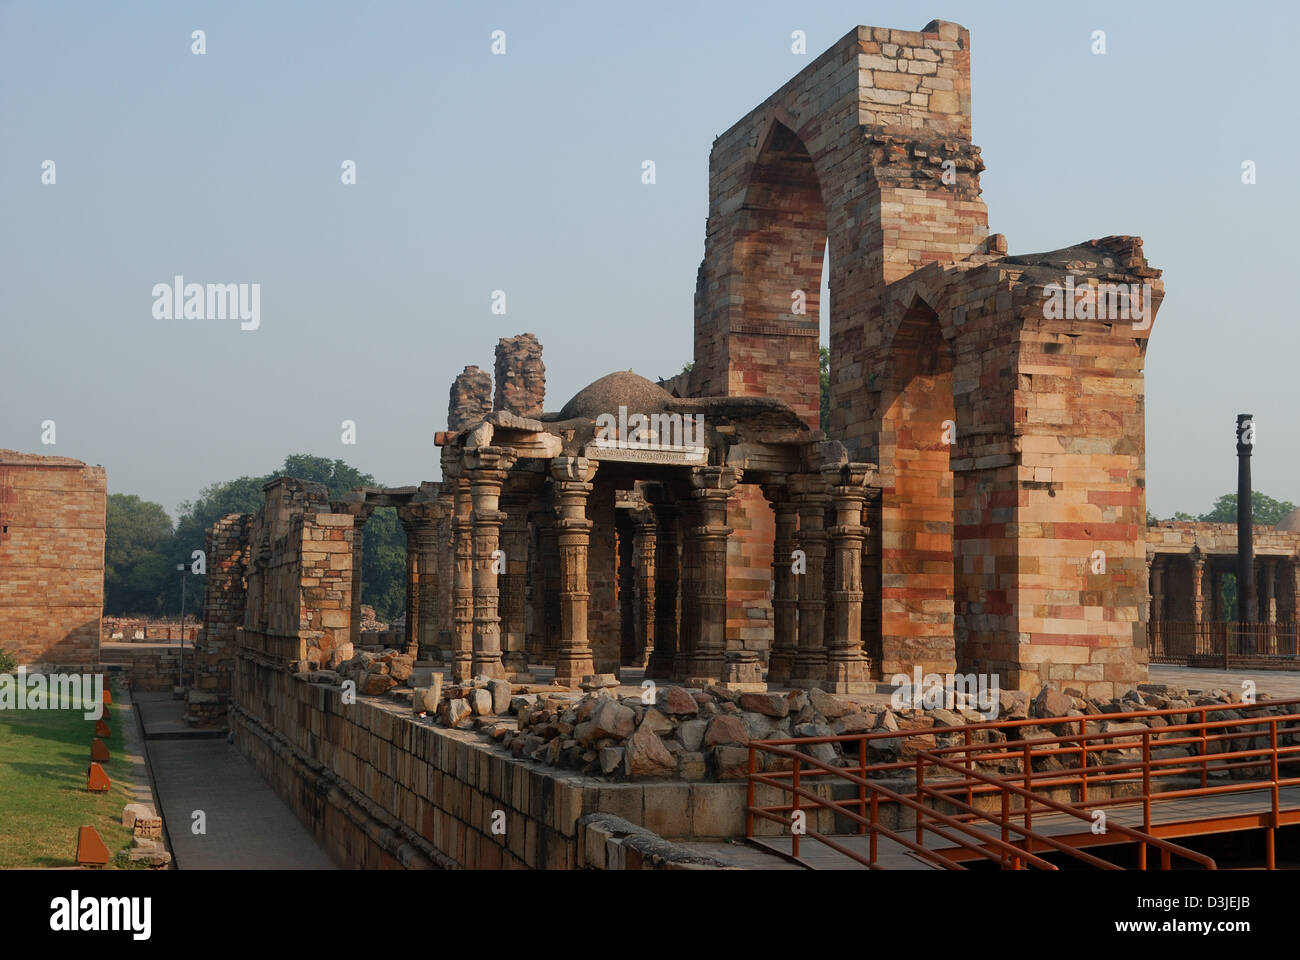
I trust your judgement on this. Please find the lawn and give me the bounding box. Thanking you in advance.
[0,675,138,868]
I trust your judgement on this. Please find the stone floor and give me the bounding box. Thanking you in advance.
[135,692,335,870]
[1150,663,1300,699]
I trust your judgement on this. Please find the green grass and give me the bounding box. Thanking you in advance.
[0,676,138,868]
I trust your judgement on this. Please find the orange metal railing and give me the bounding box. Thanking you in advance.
[746,696,1300,869]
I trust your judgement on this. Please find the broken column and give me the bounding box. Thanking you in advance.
[494,333,546,419]
[449,366,493,431]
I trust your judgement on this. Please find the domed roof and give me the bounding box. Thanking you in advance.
[1275,507,1300,532]
[558,371,674,421]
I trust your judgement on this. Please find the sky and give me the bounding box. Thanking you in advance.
[2,0,1297,521]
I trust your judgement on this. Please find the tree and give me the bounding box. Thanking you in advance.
[104,494,175,615]
[1197,492,1296,527]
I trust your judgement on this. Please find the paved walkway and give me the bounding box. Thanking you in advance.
[1149,664,1300,699]
[135,693,335,869]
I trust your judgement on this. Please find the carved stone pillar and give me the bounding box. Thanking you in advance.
[762,479,799,685]
[500,486,533,675]
[633,508,657,668]
[435,477,456,660]
[336,499,374,650]
[467,447,515,680]
[790,472,829,687]
[645,497,679,680]
[681,466,738,687]
[551,456,597,687]
[823,463,872,693]
[1150,558,1164,655]
[397,501,439,658]
[1265,557,1278,652]
[451,465,475,682]
[1192,553,1205,624]
[617,511,636,667]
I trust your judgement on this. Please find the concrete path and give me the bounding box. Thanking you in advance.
[1149,664,1300,699]
[134,693,335,869]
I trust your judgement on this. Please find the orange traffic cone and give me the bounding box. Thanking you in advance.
[86,762,111,792]
[90,738,110,763]
[76,825,110,867]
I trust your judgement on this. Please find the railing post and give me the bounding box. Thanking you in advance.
[1140,730,1151,870]
[1271,717,1280,870]
[1022,741,1033,836]
[869,790,878,866]
[964,728,973,811]
[1000,788,1010,869]
[1199,707,1208,789]
[858,739,867,836]
[915,755,925,847]
[791,760,801,859]
[1080,716,1088,806]
[746,744,756,837]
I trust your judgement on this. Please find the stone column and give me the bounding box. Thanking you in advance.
[500,486,532,676]
[1191,552,1205,657]
[1265,557,1278,652]
[790,472,829,687]
[683,466,738,687]
[633,508,657,668]
[1150,558,1164,655]
[551,456,598,687]
[617,512,636,666]
[1211,564,1222,623]
[823,463,872,693]
[435,480,456,660]
[397,505,425,657]
[400,497,442,660]
[645,498,679,680]
[762,480,799,686]
[467,447,515,680]
[337,500,374,649]
[451,466,475,682]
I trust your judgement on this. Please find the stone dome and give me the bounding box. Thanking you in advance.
[1275,507,1300,532]
[558,371,674,421]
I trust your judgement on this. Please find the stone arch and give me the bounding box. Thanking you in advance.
[876,294,957,676]
[721,116,827,430]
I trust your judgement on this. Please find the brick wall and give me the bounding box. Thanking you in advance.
[0,451,106,665]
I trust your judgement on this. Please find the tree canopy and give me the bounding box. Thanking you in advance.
[104,455,408,621]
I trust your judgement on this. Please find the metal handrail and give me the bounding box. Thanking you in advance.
[746,697,1300,869]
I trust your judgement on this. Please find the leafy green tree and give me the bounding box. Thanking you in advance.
[1198,492,1296,526]
[104,494,175,615]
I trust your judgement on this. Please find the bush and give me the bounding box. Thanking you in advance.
[0,649,16,674]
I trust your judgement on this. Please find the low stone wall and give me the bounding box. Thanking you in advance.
[99,642,194,691]
[231,654,748,869]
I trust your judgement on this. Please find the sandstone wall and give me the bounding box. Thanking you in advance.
[0,451,106,664]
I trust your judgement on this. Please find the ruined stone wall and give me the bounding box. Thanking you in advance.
[231,660,748,868]
[0,451,106,665]
[187,513,250,723]
[494,334,545,419]
[100,641,194,692]
[241,479,353,668]
[448,365,493,431]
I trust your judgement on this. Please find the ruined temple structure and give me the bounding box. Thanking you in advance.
[203,20,1170,726]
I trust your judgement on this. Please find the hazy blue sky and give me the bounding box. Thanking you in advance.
[3,0,1297,521]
